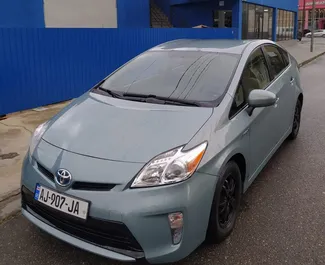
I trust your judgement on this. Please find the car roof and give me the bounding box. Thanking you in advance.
[150,39,275,55]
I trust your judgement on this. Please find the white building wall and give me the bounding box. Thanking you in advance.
[44,0,117,28]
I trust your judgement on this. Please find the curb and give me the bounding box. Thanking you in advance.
[0,207,21,225]
[0,188,20,203]
[298,51,325,68]
[0,193,21,224]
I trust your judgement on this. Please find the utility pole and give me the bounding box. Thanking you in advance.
[311,0,316,52]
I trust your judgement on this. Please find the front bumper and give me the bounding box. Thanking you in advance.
[22,208,137,262]
[21,153,218,264]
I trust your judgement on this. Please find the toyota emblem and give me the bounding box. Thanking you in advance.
[55,169,72,187]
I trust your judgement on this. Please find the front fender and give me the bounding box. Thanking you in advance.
[198,136,249,180]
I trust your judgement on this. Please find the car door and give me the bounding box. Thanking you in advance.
[262,44,296,142]
[230,47,279,183]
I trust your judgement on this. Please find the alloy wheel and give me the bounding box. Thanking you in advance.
[292,102,301,135]
[218,174,237,229]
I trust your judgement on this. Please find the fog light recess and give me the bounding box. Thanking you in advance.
[168,212,183,245]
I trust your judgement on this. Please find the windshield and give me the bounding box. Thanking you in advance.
[100,50,240,105]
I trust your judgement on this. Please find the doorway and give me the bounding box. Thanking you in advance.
[254,6,264,39]
[242,3,273,40]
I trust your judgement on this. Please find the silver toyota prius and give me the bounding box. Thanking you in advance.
[21,39,303,264]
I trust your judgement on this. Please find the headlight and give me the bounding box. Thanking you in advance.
[29,121,49,157]
[131,142,207,188]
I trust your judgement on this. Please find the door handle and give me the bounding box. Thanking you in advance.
[242,128,250,137]
[290,77,295,85]
[274,97,279,108]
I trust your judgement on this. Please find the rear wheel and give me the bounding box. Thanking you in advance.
[206,161,242,243]
[288,99,302,140]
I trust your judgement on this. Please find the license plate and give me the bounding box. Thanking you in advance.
[34,184,89,220]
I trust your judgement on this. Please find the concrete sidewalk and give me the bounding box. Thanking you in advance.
[279,38,325,67]
[1,38,325,222]
[0,101,70,222]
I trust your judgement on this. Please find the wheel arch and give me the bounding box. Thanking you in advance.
[298,93,303,106]
[205,152,246,243]
[228,153,246,185]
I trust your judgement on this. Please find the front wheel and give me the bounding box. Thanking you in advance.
[206,161,242,243]
[288,99,302,140]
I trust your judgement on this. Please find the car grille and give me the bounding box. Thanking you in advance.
[72,181,116,191]
[36,162,116,191]
[21,186,144,259]
[37,162,54,182]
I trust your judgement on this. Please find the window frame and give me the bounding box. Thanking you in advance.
[278,46,290,66]
[228,43,292,119]
[261,44,291,81]
[228,45,273,119]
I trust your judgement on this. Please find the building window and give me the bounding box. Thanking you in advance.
[307,8,325,30]
[277,9,295,41]
[242,3,273,40]
[299,7,325,31]
[213,10,232,28]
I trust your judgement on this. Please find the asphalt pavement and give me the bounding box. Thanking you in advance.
[1,56,325,265]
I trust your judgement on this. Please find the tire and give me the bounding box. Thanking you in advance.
[288,99,302,140]
[206,161,242,243]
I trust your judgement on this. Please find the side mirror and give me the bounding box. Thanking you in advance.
[247,90,277,116]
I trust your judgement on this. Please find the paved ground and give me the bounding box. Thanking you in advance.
[279,38,325,66]
[0,102,70,202]
[1,55,325,265]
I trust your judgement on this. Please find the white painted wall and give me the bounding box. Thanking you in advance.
[44,0,117,28]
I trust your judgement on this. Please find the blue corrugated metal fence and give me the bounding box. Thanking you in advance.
[0,28,237,115]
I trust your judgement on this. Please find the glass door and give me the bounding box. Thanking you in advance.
[242,3,273,40]
[254,6,264,39]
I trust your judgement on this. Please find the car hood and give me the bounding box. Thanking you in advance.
[42,92,213,163]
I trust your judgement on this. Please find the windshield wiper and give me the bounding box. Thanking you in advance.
[95,88,201,106]
[121,93,201,107]
[97,87,123,98]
